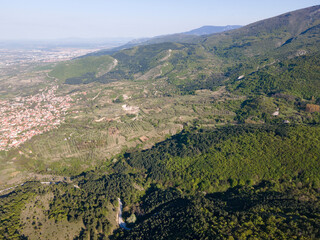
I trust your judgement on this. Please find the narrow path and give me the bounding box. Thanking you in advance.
[0,181,80,196]
[46,72,58,82]
[92,91,101,101]
[160,49,172,62]
[117,198,130,230]
[0,183,24,194]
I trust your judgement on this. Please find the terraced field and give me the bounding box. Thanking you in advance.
[0,69,240,187]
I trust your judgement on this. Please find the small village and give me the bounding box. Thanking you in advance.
[0,85,85,151]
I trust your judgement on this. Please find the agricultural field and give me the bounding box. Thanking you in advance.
[0,67,240,187]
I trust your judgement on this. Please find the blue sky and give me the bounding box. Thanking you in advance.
[0,0,319,40]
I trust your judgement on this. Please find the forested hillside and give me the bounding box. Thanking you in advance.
[229,53,320,99]
[114,185,320,240]
[1,124,320,239]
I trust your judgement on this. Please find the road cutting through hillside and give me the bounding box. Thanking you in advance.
[117,198,131,230]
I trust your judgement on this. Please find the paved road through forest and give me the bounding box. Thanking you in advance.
[117,198,130,230]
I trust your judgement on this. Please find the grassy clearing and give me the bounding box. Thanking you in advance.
[20,192,84,240]
[49,55,115,82]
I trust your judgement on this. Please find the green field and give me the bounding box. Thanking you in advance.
[49,55,115,83]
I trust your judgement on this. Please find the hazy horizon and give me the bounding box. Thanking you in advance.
[1,0,319,40]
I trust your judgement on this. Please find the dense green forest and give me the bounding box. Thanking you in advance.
[229,53,320,99]
[124,124,320,192]
[114,185,320,240]
[1,124,320,239]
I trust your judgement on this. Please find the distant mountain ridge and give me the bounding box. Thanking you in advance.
[129,25,242,42]
[182,25,242,35]
[85,25,242,56]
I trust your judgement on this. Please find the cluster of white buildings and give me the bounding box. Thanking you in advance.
[0,86,84,151]
[0,48,99,67]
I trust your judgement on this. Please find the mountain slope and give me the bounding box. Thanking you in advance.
[202,5,320,61]
[1,124,320,239]
[72,5,320,97]
[115,185,320,240]
[49,55,116,84]
[229,52,320,99]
